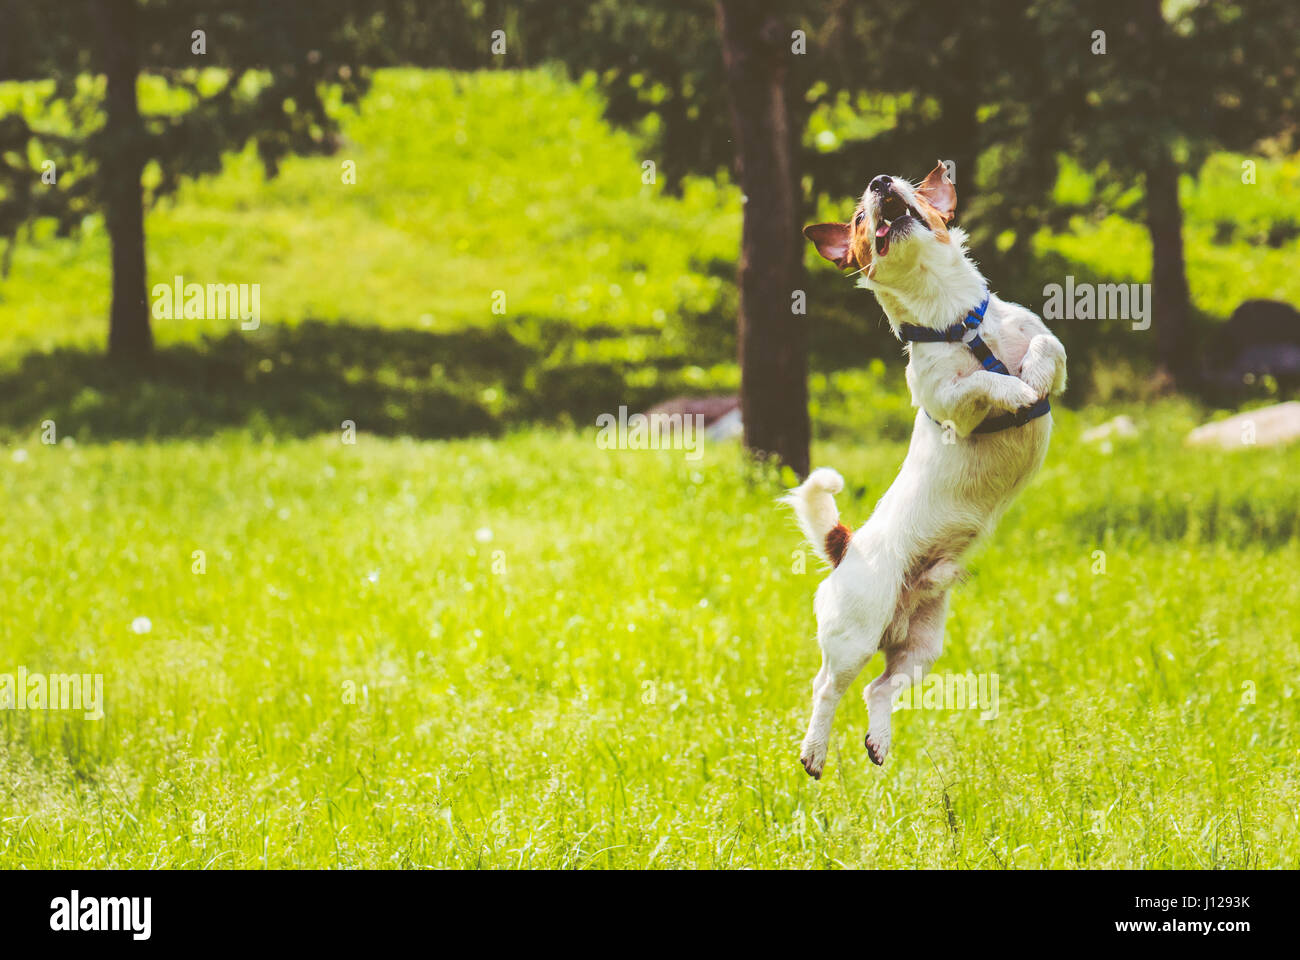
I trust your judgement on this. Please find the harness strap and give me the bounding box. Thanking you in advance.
[969,396,1051,433]
[898,292,1049,435]
[898,291,989,343]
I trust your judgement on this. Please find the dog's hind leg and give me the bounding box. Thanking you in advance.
[799,539,906,779]
[864,590,949,765]
[799,623,876,779]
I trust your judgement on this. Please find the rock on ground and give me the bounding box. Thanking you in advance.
[1081,415,1138,443]
[1185,401,1300,450]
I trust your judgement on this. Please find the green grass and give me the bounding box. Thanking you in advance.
[2,405,1298,868]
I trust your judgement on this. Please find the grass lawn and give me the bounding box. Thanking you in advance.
[2,406,1298,868]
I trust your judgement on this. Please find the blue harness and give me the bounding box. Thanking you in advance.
[897,292,1050,435]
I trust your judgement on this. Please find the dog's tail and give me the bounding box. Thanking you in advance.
[781,467,853,567]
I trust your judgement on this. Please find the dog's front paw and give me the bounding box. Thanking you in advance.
[799,740,828,779]
[1020,362,1054,400]
[864,728,891,766]
[1006,379,1039,410]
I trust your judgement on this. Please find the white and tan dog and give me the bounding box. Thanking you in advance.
[787,163,1067,777]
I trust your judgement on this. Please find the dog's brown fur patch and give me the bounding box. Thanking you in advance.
[914,162,957,236]
[848,212,874,271]
[825,523,852,567]
[912,195,952,241]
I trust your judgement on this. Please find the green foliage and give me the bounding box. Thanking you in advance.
[0,0,377,252]
[1036,152,1300,319]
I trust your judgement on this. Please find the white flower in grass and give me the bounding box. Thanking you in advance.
[11,449,28,463]
[475,527,494,543]
[131,616,153,634]
[366,570,380,584]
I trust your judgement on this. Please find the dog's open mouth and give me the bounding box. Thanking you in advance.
[875,194,920,256]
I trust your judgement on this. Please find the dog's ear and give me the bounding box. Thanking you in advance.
[917,161,957,223]
[803,222,856,269]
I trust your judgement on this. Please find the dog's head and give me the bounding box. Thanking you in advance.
[803,162,958,281]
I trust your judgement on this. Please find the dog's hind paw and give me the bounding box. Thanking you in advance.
[799,742,827,779]
[864,730,890,766]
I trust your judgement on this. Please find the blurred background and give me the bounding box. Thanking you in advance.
[2,0,1298,461]
[0,1,1298,869]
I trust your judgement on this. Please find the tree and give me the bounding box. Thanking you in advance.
[788,0,1300,386]
[0,0,376,359]
[501,0,824,473]
[96,0,151,356]
[513,0,1057,474]
[716,1,808,476]
[1072,0,1300,384]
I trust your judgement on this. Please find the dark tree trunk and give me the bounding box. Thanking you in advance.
[95,0,152,359]
[716,0,809,478]
[1144,145,1195,384]
[1135,0,1194,386]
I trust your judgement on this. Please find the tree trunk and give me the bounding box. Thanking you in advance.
[95,0,152,359]
[1144,145,1195,384]
[716,0,809,478]
[1135,0,1194,386]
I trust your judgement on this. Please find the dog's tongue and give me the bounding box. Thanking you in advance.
[875,222,891,256]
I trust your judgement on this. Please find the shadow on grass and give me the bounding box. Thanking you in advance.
[0,320,538,442]
[0,318,729,443]
[1067,493,1300,549]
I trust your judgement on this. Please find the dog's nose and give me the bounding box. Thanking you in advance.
[869,175,893,196]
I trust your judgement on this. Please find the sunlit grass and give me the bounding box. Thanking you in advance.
[0,68,740,356]
[2,405,1297,868]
